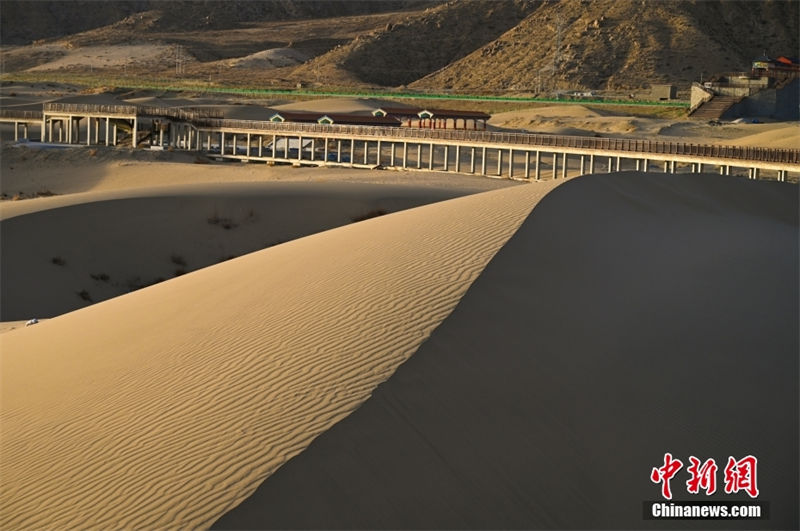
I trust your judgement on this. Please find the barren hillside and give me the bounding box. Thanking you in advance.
[1,0,797,93]
[409,0,800,92]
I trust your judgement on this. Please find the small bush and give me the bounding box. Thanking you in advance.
[174,269,187,277]
[77,289,92,302]
[51,256,66,266]
[351,209,388,223]
[90,272,110,282]
[170,254,187,267]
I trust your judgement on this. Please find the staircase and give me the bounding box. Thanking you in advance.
[689,95,742,120]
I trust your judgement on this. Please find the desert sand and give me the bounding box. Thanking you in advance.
[214,172,799,530]
[0,162,557,528]
[1,88,798,530]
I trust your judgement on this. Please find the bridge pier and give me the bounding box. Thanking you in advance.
[552,153,558,180]
[562,153,568,179]
[470,147,476,174]
[481,147,487,175]
[497,149,503,177]
[525,151,531,179]
[535,150,541,180]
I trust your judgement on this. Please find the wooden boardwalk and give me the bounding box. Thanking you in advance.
[1,103,797,182]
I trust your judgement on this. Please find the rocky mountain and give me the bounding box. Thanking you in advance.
[1,0,797,93]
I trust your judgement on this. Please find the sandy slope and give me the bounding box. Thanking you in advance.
[0,178,560,529]
[0,181,477,320]
[214,172,799,530]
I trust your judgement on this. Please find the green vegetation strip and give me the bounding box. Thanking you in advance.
[2,72,690,108]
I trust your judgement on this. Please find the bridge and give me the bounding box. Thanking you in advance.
[1,103,797,182]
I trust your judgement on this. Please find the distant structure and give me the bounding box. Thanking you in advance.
[650,84,676,101]
[267,111,400,127]
[689,53,799,121]
[372,107,490,130]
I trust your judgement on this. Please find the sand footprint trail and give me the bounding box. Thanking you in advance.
[0,180,560,529]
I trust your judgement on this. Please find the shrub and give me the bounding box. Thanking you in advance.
[77,289,92,302]
[51,256,66,266]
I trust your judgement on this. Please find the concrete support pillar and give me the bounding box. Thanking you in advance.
[87,120,91,145]
[349,140,354,167]
[416,144,421,169]
[562,152,568,179]
[232,134,238,156]
[615,156,621,172]
[470,147,476,174]
[670,160,675,174]
[497,149,503,177]
[455,145,461,173]
[635,159,641,171]
[428,143,434,170]
[67,117,72,144]
[443,145,449,171]
[481,146,487,175]
[391,143,396,167]
[41,118,46,142]
[14,122,18,141]
[608,156,612,173]
[403,142,408,169]
[725,165,730,176]
[698,163,704,173]
[552,153,558,180]
[273,135,278,159]
[642,158,647,172]
[246,133,251,160]
[259,136,263,158]
[95,118,99,145]
[49,119,54,143]
[159,128,164,147]
[377,140,382,166]
[364,141,369,165]
[589,154,595,174]
[535,150,541,180]
[508,148,514,178]
[23,123,28,140]
[298,136,304,161]
[525,151,531,179]
[753,168,759,180]
[284,136,289,159]
[580,155,585,175]
[664,161,669,173]
[112,124,117,146]
[131,118,137,148]
[337,140,342,163]
[322,138,327,162]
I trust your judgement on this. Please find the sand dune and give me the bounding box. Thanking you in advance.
[214,172,799,530]
[0,181,478,319]
[0,179,560,529]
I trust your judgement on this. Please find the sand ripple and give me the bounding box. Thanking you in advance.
[0,180,559,529]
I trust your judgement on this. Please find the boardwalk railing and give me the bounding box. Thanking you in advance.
[8,103,799,165]
[0,109,44,120]
[196,118,800,164]
[41,103,223,121]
